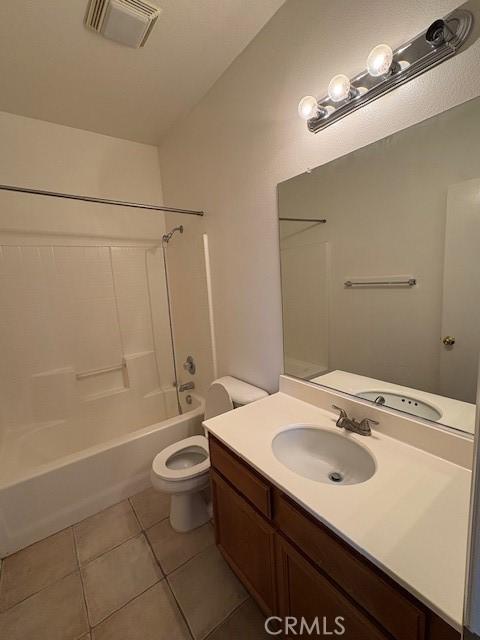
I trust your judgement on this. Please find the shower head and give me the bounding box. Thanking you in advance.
[162,225,184,244]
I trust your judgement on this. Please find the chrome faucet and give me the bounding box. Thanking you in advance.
[332,405,378,436]
[178,381,195,392]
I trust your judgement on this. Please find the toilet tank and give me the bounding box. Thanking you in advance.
[204,376,268,421]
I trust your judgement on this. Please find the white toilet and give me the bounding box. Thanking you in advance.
[151,376,268,532]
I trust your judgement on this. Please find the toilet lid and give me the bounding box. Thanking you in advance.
[204,381,234,420]
[152,435,210,481]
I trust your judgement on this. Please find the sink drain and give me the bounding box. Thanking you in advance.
[328,471,344,483]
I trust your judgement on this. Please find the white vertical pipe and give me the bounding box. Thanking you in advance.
[203,233,218,380]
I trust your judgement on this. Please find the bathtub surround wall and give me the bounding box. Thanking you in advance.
[0,244,178,480]
[158,0,480,394]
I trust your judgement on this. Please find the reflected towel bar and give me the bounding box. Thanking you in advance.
[345,278,417,288]
[279,217,327,223]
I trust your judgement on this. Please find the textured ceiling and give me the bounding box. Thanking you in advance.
[0,0,284,144]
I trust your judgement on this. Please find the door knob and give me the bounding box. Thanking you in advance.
[442,336,456,346]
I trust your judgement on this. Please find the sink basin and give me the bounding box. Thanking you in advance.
[356,390,442,421]
[272,425,376,485]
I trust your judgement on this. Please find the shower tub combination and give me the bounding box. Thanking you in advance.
[0,395,205,556]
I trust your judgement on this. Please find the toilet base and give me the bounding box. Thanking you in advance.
[170,491,210,532]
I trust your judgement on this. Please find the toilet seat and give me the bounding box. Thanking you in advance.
[152,435,209,482]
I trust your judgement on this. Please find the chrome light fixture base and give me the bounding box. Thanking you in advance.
[305,7,473,133]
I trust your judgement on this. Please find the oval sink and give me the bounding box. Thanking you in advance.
[272,425,376,485]
[356,390,442,421]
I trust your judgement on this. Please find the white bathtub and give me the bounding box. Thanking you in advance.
[0,395,205,557]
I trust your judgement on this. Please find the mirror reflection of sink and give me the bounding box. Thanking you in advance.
[272,425,376,486]
[356,391,442,422]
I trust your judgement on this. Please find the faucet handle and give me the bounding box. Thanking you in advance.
[332,405,349,428]
[359,417,379,430]
[332,404,348,418]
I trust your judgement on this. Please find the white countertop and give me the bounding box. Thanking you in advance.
[204,391,472,631]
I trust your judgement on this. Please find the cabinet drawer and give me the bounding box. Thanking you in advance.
[274,492,425,640]
[209,436,272,518]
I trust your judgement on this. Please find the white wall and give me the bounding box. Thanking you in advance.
[158,0,480,393]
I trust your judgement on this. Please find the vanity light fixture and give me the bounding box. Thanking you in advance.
[298,5,473,133]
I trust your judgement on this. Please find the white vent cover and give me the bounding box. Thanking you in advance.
[85,0,162,48]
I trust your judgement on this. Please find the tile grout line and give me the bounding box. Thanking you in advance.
[203,598,252,640]
[163,576,195,640]
[77,529,143,568]
[72,525,93,636]
[139,514,195,640]
[159,535,216,579]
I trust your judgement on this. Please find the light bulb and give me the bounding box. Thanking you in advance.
[327,74,351,102]
[366,44,394,77]
[298,96,319,121]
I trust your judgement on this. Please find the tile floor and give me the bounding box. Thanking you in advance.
[0,487,269,640]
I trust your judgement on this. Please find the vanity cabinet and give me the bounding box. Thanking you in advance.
[209,435,460,640]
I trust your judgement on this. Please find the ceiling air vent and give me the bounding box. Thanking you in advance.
[85,0,162,48]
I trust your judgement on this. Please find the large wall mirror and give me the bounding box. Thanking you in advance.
[278,97,480,436]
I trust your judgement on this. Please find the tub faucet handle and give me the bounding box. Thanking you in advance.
[179,381,195,392]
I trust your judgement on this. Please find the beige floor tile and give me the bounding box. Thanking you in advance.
[168,545,247,640]
[0,528,77,611]
[206,599,269,640]
[92,582,190,640]
[146,520,214,574]
[82,534,162,626]
[74,500,141,564]
[0,571,88,640]
[129,487,170,529]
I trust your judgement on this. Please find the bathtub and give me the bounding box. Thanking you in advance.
[0,395,205,557]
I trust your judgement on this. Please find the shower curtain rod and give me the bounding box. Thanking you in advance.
[0,184,205,216]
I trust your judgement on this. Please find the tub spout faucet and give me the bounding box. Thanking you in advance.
[332,405,378,436]
[179,381,195,392]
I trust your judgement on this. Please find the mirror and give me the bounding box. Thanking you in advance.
[278,97,480,436]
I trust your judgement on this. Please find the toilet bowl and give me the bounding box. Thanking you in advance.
[151,376,268,532]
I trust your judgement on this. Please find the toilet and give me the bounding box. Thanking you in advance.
[151,376,268,532]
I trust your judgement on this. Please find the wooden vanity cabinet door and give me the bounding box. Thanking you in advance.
[275,533,390,640]
[210,469,277,615]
